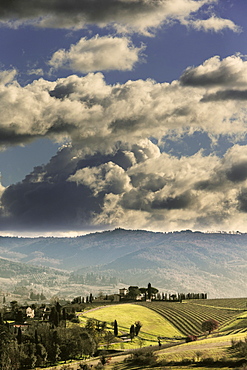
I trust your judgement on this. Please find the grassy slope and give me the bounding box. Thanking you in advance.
[80,303,182,348]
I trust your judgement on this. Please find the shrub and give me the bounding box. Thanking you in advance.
[234,363,247,370]
[230,337,247,358]
[181,358,193,365]
[127,350,158,366]
[94,363,104,370]
[186,335,197,342]
[78,364,91,370]
[70,317,80,323]
[201,356,215,365]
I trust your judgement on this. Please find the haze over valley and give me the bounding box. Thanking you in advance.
[1,229,247,300]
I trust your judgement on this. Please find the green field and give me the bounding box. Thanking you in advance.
[80,303,182,348]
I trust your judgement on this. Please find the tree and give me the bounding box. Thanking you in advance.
[114,320,118,336]
[10,301,18,312]
[19,342,37,369]
[15,310,24,324]
[49,306,60,327]
[139,288,147,300]
[139,288,147,294]
[201,319,219,334]
[147,283,152,300]
[40,292,46,300]
[100,321,107,332]
[85,319,97,335]
[130,324,135,341]
[0,341,20,370]
[47,330,61,364]
[104,331,115,350]
[147,283,159,300]
[127,286,140,300]
[17,327,22,345]
[63,307,67,320]
[35,343,47,367]
[135,321,142,336]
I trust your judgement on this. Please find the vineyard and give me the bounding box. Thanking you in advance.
[192,297,247,310]
[137,299,247,336]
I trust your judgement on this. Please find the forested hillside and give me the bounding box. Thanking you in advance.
[1,229,247,298]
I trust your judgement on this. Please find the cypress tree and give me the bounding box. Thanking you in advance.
[17,326,22,344]
[130,324,135,340]
[147,283,152,300]
[114,320,118,336]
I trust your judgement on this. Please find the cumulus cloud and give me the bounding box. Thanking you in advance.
[96,144,247,232]
[2,55,247,151]
[68,161,132,195]
[180,55,247,87]
[0,0,238,35]
[2,140,247,233]
[49,35,145,73]
[2,54,247,232]
[201,89,247,102]
[0,145,104,231]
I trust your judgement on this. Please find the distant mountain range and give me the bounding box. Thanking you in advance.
[1,228,247,298]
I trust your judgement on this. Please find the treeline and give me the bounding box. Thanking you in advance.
[0,320,97,368]
[162,292,208,301]
[30,291,46,301]
[71,289,207,304]
[0,303,99,369]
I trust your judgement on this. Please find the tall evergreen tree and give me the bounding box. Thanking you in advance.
[62,307,67,321]
[114,320,118,336]
[130,324,135,341]
[147,283,152,300]
[17,326,22,345]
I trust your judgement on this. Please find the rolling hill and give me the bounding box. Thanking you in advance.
[1,229,247,298]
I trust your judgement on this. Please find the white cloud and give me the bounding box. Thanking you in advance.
[180,54,247,88]
[69,161,132,195]
[2,137,247,232]
[1,54,247,153]
[93,144,247,232]
[27,68,44,76]
[183,15,241,33]
[0,0,238,35]
[0,69,18,85]
[49,35,145,73]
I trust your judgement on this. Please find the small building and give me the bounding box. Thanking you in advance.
[119,288,128,296]
[113,294,121,302]
[26,307,35,319]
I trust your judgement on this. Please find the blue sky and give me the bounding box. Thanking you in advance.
[1,0,247,236]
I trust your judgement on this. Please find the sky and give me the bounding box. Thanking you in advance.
[1,0,247,236]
